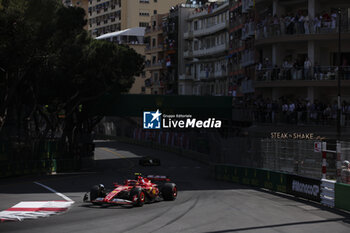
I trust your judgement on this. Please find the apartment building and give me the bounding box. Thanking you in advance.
[181,0,230,95]
[228,0,243,97]
[144,14,168,95]
[88,0,187,38]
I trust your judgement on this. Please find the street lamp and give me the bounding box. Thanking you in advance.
[337,8,342,141]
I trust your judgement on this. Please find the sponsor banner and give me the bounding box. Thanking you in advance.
[286,175,321,202]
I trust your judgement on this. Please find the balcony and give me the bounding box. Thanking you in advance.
[184,31,193,39]
[179,74,194,80]
[214,69,228,78]
[144,62,165,71]
[241,22,255,40]
[254,20,350,45]
[145,26,163,36]
[254,66,350,88]
[192,21,228,38]
[188,1,229,20]
[192,43,228,57]
[145,44,164,54]
[242,0,254,13]
[232,107,350,128]
[183,50,193,58]
[241,50,255,67]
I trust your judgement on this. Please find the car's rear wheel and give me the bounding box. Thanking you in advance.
[162,183,177,201]
[129,188,145,207]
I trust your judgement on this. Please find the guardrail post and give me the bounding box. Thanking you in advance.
[336,142,342,183]
[322,142,327,179]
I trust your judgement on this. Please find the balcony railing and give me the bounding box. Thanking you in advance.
[145,44,164,52]
[255,20,350,41]
[192,43,227,57]
[255,66,350,81]
[241,50,255,67]
[183,50,193,58]
[145,25,163,34]
[188,1,229,20]
[242,0,254,13]
[233,108,350,128]
[241,22,255,40]
[192,21,228,37]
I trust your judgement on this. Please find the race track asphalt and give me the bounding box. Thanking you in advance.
[0,140,350,233]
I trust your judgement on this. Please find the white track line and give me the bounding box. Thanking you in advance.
[34,182,74,202]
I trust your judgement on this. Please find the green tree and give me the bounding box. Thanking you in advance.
[0,0,143,154]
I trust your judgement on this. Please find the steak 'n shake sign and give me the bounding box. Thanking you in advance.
[270,132,325,140]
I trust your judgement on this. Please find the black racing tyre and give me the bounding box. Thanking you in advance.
[161,183,177,201]
[90,185,105,205]
[129,187,145,207]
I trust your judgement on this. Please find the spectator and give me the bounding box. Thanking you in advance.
[304,57,312,79]
[331,11,337,30]
[341,160,350,184]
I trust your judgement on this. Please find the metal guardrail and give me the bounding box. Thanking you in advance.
[321,179,336,207]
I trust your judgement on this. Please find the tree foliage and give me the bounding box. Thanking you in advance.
[0,0,144,143]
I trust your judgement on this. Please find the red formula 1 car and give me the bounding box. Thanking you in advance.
[83,173,177,207]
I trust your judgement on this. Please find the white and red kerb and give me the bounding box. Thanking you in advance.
[0,200,74,222]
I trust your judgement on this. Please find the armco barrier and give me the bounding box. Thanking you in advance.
[335,183,350,212]
[0,159,79,178]
[321,179,336,207]
[214,165,287,193]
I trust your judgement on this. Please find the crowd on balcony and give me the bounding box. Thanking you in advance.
[256,57,350,81]
[192,2,221,15]
[254,9,341,39]
[235,96,350,126]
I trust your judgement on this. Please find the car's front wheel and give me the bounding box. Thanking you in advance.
[129,187,146,207]
[90,184,106,205]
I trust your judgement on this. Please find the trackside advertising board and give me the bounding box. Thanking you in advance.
[286,175,321,202]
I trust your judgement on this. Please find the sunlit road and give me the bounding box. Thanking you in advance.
[0,141,350,233]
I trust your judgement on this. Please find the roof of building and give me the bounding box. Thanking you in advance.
[96,27,146,40]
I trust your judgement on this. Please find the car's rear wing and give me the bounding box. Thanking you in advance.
[146,175,170,182]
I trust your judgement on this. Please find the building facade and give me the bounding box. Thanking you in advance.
[181,0,230,95]
[88,0,187,38]
[239,0,350,104]
[144,14,168,95]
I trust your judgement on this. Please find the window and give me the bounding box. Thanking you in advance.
[152,38,156,47]
[154,72,159,81]
[194,21,198,30]
[139,12,150,16]
[154,0,157,2]
[154,10,157,15]
[139,0,149,3]
[139,22,149,27]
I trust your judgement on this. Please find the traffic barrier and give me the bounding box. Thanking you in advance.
[214,165,287,193]
[335,183,350,212]
[321,179,336,207]
[0,158,80,178]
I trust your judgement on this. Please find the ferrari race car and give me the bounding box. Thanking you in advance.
[139,156,160,166]
[83,173,177,207]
